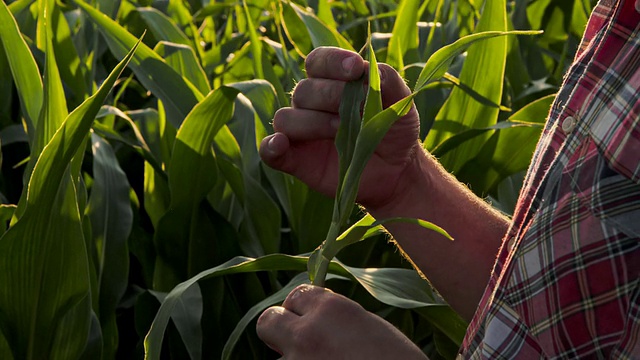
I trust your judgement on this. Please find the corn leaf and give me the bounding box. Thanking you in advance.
[221,272,346,360]
[242,0,264,79]
[152,86,240,291]
[281,1,354,56]
[154,41,211,96]
[386,0,420,74]
[74,0,201,127]
[335,76,366,202]
[137,7,191,46]
[425,0,510,173]
[14,1,70,219]
[0,35,140,360]
[168,284,203,360]
[145,254,442,360]
[0,205,16,234]
[0,43,13,127]
[0,0,43,138]
[455,94,554,194]
[279,1,313,56]
[339,96,414,216]
[33,6,68,164]
[363,36,383,124]
[226,82,282,255]
[413,30,542,93]
[86,133,133,357]
[316,0,336,29]
[321,213,452,264]
[93,106,164,177]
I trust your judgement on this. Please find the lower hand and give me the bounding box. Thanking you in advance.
[256,284,428,360]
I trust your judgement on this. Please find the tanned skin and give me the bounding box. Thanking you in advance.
[256,47,509,360]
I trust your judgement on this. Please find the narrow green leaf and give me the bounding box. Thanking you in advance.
[426,0,510,173]
[170,283,203,360]
[386,0,420,74]
[193,3,231,21]
[221,273,308,359]
[154,41,211,96]
[86,134,133,358]
[321,213,452,262]
[339,96,414,215]
[430,120,542,158]
[0,36,140,360]
[0,0,43,137]
[279,1,313,56]
[337,215,452,244]
[456,95,554,194]
[145,254,442,359]
[281,1,354,56]
[414,30,542,92]
[93,106,164,178]
[0,205,16,234]
[242,0,264,79]
[442,73,511,111]
[415,306,467,347]
[74,0,202,127]
[363,29,383,124]
[137,7,191,46]
[225,85,282,255]
[221,272,347,359]
[336,76,366,199]
[33,2,69,163]
[153,86,240,290]
[316,0,337,28]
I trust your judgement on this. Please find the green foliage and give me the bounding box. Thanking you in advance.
[0,0,588,359]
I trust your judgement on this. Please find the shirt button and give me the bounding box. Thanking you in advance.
[561,116,577,134]
[636,0,640,13]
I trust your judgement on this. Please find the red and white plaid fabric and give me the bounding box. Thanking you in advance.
[460,0,640,357]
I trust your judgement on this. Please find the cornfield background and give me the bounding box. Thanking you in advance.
[0,0,593,359]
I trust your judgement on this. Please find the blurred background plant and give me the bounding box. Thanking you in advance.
[0,0,593,359]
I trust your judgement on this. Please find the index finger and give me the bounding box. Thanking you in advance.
[305,46,365,81]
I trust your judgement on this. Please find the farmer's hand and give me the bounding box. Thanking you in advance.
[256,284,428,360]
[259,46,420,209]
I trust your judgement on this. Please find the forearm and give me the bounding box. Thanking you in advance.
[366,143,510,321]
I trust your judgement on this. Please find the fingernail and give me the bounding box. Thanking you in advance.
[342,56,355,75]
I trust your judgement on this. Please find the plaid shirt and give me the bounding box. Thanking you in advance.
[460,0,640,358]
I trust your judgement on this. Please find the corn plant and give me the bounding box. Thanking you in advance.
[0,0,592,359]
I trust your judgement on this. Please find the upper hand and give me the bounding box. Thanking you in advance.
[259,47,421,209]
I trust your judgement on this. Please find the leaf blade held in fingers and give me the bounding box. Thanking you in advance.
[335,75,366,200]
[362,28,382,125]
[338,95,414,216]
